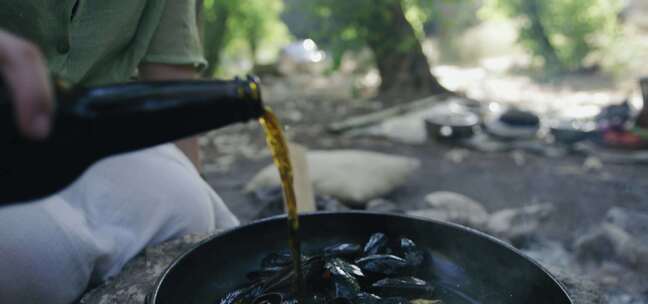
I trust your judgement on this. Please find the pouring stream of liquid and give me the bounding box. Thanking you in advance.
[258,108,304,297]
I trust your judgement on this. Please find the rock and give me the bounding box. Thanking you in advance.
[590,262,648,299]
[245,150,420,206]
[553,271,605,304]
[574,207,648,272]
[253,187,350,218]
[424,191,489,220]
[604,207,648,241]
[408,191,489,228]
[605,291,647,304]
[316,195,350,212]
[521,240,577,276]
[444,148,470,164]
[80,234,211,304]
[485,203,555,245]
[574,223,627,263]
[366,198,403,213]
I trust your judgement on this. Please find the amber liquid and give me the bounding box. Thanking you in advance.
[258,108,304,295]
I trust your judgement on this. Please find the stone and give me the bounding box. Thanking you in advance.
[604,207,648,241]
[80,234,211,304]
[253,187,350,218]
[574,207,648,273]
[245,150,420,206]
[521,240,577,276]
[553,271,605,304]
[366,198,403,213]
[485,203,555,245]
[316,195,350,212]
[407,191,488,230]
[574,223,626,264]
[408,191,489,228]
[424,191,489,219]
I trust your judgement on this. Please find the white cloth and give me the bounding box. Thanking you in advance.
[0,144,239,304]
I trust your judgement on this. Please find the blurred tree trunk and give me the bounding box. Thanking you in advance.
[522,0,562,71]
[196,0,206,72]
[202,2,230,77]
[366,0,449,98]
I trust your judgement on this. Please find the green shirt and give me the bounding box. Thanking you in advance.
[0,0,206,85]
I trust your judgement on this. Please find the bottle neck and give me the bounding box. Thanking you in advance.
[61,78,264,157]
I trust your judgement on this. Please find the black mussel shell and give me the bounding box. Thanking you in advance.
[277,293,301,304]
[310,293,329,304]
[355,254,408,276]
[372,277,434,298]
[379,297,410,304]
[409,299,443,304]
[220,285,265,304]
[354,292,382,304]
[400,238,424,267]
[219,288,246,304]
[329,297,353,304]
[253,293,283,304]
[247,266,284,282]
[323,243,362,258]
[259,267,293,293]
[325,258,364,278]
[261,252,293,268]
[364,233,389,256]
[324,259,362,299]
[303,255,326,282]
[282,298,299,304]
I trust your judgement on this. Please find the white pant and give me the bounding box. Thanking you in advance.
[0,144,239,304]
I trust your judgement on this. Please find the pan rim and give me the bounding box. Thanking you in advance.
[148,211,573,304]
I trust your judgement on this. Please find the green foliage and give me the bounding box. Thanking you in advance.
[285,0,379,69]
[284,0,476,68]
[202,0,290,77]
[481,0,622,72]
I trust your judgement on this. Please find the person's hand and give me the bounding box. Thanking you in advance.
[0,29,53,139]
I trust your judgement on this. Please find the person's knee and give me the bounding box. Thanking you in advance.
[0,204,90,304]
[168,190,216,235]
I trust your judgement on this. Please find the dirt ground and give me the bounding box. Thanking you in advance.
[201,70,648,246]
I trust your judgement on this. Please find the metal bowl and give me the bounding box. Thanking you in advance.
[425,111,480,141]
[149,212,572,304]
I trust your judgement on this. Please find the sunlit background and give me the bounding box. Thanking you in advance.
[197,1,648,303]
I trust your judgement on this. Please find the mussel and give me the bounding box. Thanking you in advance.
[410,299,444,304]
[253,293,283,304]
[371,277,434,298]
[261,252,293,268]
[219,288,246,304]
[247,266,284,282]
[329,297,353,304]
[324,258,362,299]
[364,233,389,256]
[399,238,424,267]
[354,292,382,304]
[220,285,265,304]
[218,232,442,304]
[323,243,362,258]
[325,257,364,278]
[355,254,409,276]
[378,297,409,304]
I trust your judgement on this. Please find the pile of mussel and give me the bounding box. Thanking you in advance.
[219,233,443,304]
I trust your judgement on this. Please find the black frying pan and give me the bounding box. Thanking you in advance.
[149,212,572,304]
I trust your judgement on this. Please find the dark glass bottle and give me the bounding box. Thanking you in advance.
[0,76,264,205]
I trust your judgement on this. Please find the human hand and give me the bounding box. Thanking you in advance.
[0,29,53,139]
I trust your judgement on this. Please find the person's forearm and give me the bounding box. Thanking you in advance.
[138,63,202,171]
